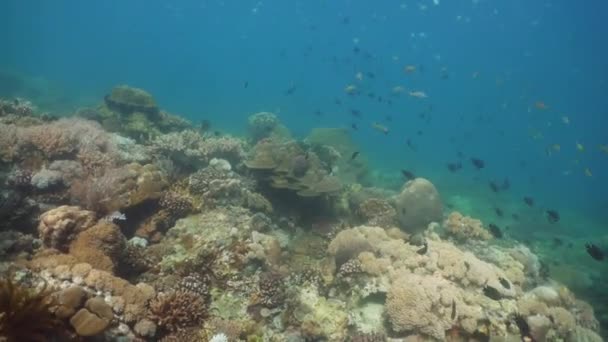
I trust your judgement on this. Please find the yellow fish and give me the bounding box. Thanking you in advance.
[576,142,585,152]
[599,144,608,154]
[344,84,358,94]
[372,122,389,135]
[584,168,592,177]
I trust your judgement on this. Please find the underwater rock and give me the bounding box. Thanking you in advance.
[209,157,232,172]
[104,85,159,117]
[38,205,98,252]
[328,228,374,268]
[393,178,443,234]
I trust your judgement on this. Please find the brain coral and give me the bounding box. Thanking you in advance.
[38,206,98,251]
[393,178,443,235]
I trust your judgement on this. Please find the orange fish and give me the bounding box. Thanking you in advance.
[534,101,549,110]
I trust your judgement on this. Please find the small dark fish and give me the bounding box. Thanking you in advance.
[416,241,428,255]
[244,81,249,88]
[350,151,360,161]
[451,299,457,320]
[342,16,350,24]
[585,243,605,261]
[313,109,322,117]
[417,130,423,136]
[366,72,375,79]
[334,98,342,105]
[385,115,392,122]
[498,277,511,289]
[513,314,535,341]
[401,169,416,180]
[378,96,383,103]
[494,207,504,217]
[213,131,221,136]
[523,196,534,207]
[350,109,361,118]
[511,213,520,221]
[546,210,560,223]
[446,162,462,173]
[13,99,19,106]
[483,285,502,300]
[489,181,500,193]
[488,223,503,238]
[406,139,416,150]
[470,158,485,169]
[552,237,564,247]
[351,123,358,130]
[285,84,297,95]
[367,92,376,99]
[352,46,360,54]
[199,120,211,132]
[501,178,510,190]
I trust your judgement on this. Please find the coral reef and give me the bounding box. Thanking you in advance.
[0,94,603,341]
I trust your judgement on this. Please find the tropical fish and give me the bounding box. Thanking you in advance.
[351,123,358,130]
[599,144,608,154]
[404,65,417,73]
[561,116,570,124]
[551,144,561,152]
[523,196,534,207]
[470,158,485,169]
[534,101,548,110]
[392,86,406,94]
[408,90,428,99]
[494,207,504,217]
[489,182,500,193]
[416,241,428,255]
[576,142,585,152]
[482,285,502,300]
[546,210,560,223]
[401,169,416,180]
[350,151,360,161]
[451,300,457,320]
[355,72,364,81]
[372,122,389,134]
[446,162,462,173]
[513,314,534,342]
[584,168,592,177]
[585,243,605,261]
[488,224,503,238]
[344,84,358,94]
[284,84,297,95]
[498,277,511,289]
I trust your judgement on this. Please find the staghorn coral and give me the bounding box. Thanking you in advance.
[0,276,67,342]
[443,211,493,242]
[393,178,443,235]
[148,290,207,332]
[38,205,98,251]
[257,272,286,308]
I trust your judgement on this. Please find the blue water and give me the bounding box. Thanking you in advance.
[1,0,607,236]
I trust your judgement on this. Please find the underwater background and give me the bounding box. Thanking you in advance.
[1,0,608,341]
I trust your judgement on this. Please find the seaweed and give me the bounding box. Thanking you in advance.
[0,275,68,342]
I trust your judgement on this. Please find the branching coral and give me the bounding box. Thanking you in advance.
[0,276,67,342]
[443,211,492,241]
[148,290,207,332]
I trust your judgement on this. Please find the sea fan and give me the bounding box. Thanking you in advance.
[0,276,67,342]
